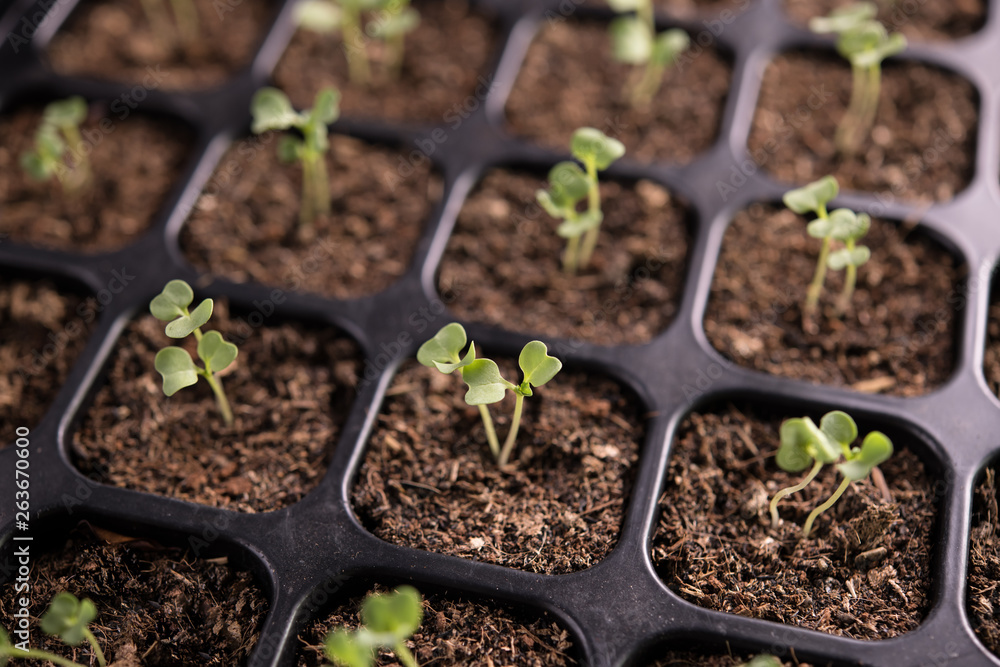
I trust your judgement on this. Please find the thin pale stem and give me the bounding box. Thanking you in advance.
[0,648,87,667]
[478,405,500,460]
[804,219,831,323]
[386,31,405,79]
[342,8,370,85]
[202,370,234,427]
[802,477,852,538]
[578,157,602,269]
[563,230,582,275]
[498,393,525,467]
[769,460,823,529]
[300,153,329,226]
[631,60,665,107]
[394,642,419,667]
[837,239,858,316]
[836,63,867,154]
[83,628,108,667]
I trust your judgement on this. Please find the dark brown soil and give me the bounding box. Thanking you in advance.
[0,524,267,666]
[982,301,1000,398]
[297,584,575,666]
[505,20,732,164]
[783,0,986,41]
[351,360,644,574]
[0,104,191,253]
[439,170,690,346]
[273,0,497,123]
[45,0,276,90]
[651,404,938,639]
[72,301,361,512]
[181,134,440,300]
[747,53,977,203]
[704,203,959,397]
[969,468,1000,655]
[0,279,93,448]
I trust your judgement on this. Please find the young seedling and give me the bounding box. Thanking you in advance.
[783,176,871,325]
[0,592,107,667]
[536,128,625,274]
[771,410,893,538]
[324,586,423,667]
[151,279,238,426]
[251,86,340,228]
[417,323,562,467]
[742,656,782,667]
[295,0,420,85]
[810,2,907,154]
[608,0,690,107]
[20,97,91,194]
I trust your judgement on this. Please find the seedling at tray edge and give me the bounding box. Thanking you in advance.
[324,586,423,667]
[0,592,107,667]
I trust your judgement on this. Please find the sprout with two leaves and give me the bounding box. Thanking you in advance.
[0,592,107,667]
[418,323,562,467]
[324,586,423,667]
[251,86,340,228]
[810,2,907,154]
[770,410,893,538]
[295,0,420,85]
[607,0,690,107]
[20,97,91,194]
[537,128,625,275]
[151,280,238,426]
[784,176,871,325]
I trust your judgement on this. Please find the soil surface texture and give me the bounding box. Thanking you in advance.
[0,524,267,666]
[73,301,361,512]
[182,133,440,300]
[652,404,937,639]
[352,360,644,574]
[440,170,689,346]
[274,0,497,124]
[0,104,190,252]
[46,0,276,90]
[505,20,732,164]
[783,0,986,41]
[705,204,959,397]
[968,468,1000,655]
[748,53,977,203]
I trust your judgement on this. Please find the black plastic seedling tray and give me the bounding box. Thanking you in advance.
[4,0,1000,664]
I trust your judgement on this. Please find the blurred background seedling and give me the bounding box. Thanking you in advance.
[20,97,91,194]
[608,0,689,107]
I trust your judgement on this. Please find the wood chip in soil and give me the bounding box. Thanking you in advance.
[505,19,732,164]
[747,52,977,203]
[439,170,689,346]
[782,0,986,41]
[968,468,1000,657]
[72,301,361,512]
[45,0,277,90]
[181,134,441,300]
[705,203,959,397]
[0,524,268,666]
[0,104,191,252]
[0,278,94,447]
[297,584,576,666]
[651,404,937,639]
[273,0,498,122]
[352,360,643,574]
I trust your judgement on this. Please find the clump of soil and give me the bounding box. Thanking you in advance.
[297,584,576,666]
[181,134,440,300]
[652,404,938,639]
[783,0,986,41]
[747,53,977,203]
[968,468,1000,654]
[46,0,276,90]
[352,360,644,574]
[0,279,94,447]
[0,104,191,252]
[705,203,959,397]
[0,525,267,666]
[505,20,732,164]
[273,0,497,122]
[439,170,689,346]
[73,301,361,512]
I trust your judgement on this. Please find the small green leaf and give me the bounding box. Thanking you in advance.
[518,341,562,388]
[324,628,373,667]
[776,418,817,472]
[820,410,857,446]
[417,323,467,368]
[806,218,834,239]
[295,0,342,31]
[827,209,870,242]
[251,88,302,134]
[743,655,783,667]
[37,123,67,156]
[828,246,871,270]
[150,279,195,321]
[571,127,626,170]
[783,176,838,215]
[197,330,238,373]
[43,96,87,128]
[433,343,476,374]
[556,210,603,238]
[462,359,508,405]
[361,586,422,639]
[609,16,651,65]
[650,29,689,67]
[20,151,54,180]
[155,347,199,396]
[536,190,564,219]
[311,87,341,125]
[40,592,96,646]
[165,298,214,338]
[809,2,877,34]
[838,431,892,481]
[607,0,643,10]
[547,161,589,208]
[278,135,304,163]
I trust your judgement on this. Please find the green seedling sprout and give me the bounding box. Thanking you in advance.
[20,97,91,194]
[295,0,420,85]
[251,86,340,228]
[607,0,689,107]
[418,323,562,467]
[536,128,625,275]
[324,586,423,667]
[151,279,238,426]
[0,592,107,667]
[771,410,893,538]
[810,2,907,154]
[742,656,782,667]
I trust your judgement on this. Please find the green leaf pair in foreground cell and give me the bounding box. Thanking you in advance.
[608,0,690,107]
[324,586,423,667]
[20,97,91,194]
[537,127,625,275]
[151,279,239,426]
[418,323,563,467]
[770,410,893,538]
[1,592,107,667]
